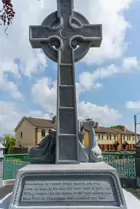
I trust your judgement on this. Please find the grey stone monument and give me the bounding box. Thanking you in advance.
[0,1,127,209]
[28,0,102,164]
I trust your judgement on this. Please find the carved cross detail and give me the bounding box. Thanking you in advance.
[29,0,102,164]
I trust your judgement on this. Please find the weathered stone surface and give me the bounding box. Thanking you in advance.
[8,163,127,209]
[29,0,102,164]
[21,180,114,203]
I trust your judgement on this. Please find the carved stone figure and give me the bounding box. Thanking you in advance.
[29,119,102,163]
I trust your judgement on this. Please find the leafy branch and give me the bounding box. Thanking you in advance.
[0,0,15,34]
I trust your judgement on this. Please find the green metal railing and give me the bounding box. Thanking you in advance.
[103,153,136,179]
[3,153,136,180]
[4,154,30,180]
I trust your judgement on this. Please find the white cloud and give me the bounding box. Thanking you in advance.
[31,76,121,126]
[31,78,57,113]
[0,61,23,99]
[0,0,49,98]
[0,102,22,136]
[78,64,118,93]
[0,0,136,133]
[0,101,52,136]
[78,56,140,94]
[126,101,140,109]
[19,51,48,77]
[0,0,134,69]
[78,0,133,64]
[78,101,122,125]
[122,57,139,71]
[0,0,135,99]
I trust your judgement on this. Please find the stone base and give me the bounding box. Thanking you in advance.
[9,162,127,209]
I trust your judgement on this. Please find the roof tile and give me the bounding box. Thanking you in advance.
[25,117,56,129]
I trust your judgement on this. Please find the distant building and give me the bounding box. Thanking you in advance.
[84,122,140,152]
[14,117,140,151]
[14,117,56,148]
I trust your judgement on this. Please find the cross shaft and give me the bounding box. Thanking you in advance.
[29,0,102,164]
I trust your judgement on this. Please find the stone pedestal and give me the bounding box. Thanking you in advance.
[8,163,127,209]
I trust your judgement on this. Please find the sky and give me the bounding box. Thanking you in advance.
[0,0,140,136]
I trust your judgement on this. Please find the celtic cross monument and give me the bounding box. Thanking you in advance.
[0,1,127,209]
[29,0,102,164]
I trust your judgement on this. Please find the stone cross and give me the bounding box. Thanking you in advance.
[29,0,102,164]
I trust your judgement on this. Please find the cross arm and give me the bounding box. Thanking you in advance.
[29,26,60,48]
[71,24,102,47]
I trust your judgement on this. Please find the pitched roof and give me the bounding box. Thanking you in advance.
[25,117,55,129]
[15,117,56,131]
[15,117,139,136]
[110,128,139,135]
[94,127,118,134]
[94,126,139,135]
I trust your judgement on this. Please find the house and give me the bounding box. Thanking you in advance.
[15,116,140,152]
[14,117,56,148]
[84,122,140,152]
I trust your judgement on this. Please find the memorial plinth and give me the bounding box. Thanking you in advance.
[8,163,127,209]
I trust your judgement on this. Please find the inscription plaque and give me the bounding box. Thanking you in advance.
[15,171,122,208]
[21,180,114,202]
[10,164,127,209]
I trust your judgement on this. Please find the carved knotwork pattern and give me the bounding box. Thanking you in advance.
[59,109,76,134]
[60,65,74,85]
[60,87,74,107]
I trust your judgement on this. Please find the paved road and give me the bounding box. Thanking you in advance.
[126,188,140,200]
[0,185,13,199]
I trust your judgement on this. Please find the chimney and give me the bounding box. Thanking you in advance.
[123,126,126,132]
[95,122,99,129]
[52,116,57,124]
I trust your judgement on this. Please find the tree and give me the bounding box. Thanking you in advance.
[0,0,15,28]
[2,134,16,153]
[110,125,124,130]
[0,0,40,34]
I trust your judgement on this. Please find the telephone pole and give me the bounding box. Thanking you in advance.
[134,112,140,144]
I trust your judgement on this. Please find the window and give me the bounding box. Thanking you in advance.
[102,134,104,140]
[101,145,104,151]
[41,129,46,137]
[107,135,108,140]
[110,135,112,140]
[21,132,22,138]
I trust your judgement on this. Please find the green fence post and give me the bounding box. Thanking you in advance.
[135,141,140,187]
